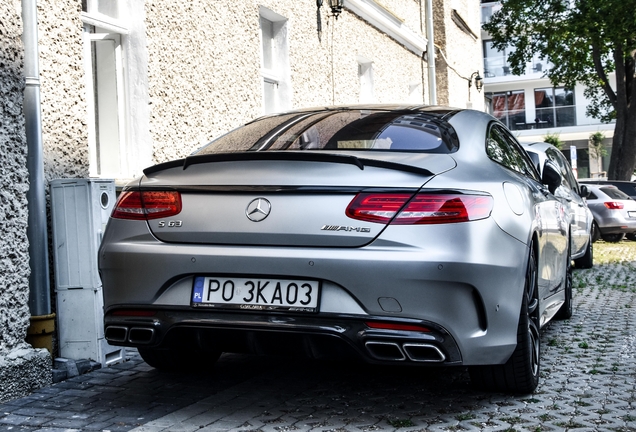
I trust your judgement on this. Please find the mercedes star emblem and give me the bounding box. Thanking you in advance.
[246,198,271,222]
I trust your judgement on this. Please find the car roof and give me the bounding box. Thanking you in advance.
[520,141,565,153]
[248,104,464,124]
[580,180,636,185]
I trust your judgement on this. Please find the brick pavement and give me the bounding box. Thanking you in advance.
[1,246,635,432]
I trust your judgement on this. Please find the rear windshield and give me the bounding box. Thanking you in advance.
[612,183,636,197]
[195,110,459,155]
[600,187,631,200]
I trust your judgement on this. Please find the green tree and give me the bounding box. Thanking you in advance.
[483,0,636,180]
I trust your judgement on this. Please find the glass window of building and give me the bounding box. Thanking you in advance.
[82,0,128,178]
[483,40,513,78]
[492,90,526,130]
[534,87,576,128]
[82,0,119,19]
[358,59,374,103]
[259,8,291,115]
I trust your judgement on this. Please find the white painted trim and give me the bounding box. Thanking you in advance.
[261,69,281,83]
[81,12,129,35]
[82,27,98,177]
[344,0,427,55]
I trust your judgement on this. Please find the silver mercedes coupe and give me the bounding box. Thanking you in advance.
[99,105,572,394]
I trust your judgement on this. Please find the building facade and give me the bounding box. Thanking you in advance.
[481,0,615,179]
[0,0,481,401]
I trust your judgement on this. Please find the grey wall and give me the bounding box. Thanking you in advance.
[0,0,52,402]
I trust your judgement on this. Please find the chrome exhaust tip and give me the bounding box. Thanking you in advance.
[402,343,446,362]
[104,326,128,343]
[128,327,155,344]
[365,341,406,361]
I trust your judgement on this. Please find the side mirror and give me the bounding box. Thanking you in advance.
[579,184,589,198]
[542,162,561,194]
[527,152,541,175]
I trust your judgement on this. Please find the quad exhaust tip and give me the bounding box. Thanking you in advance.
[105,326,155,345]
[365,341,445,363]
[402,343,446,362]
[105,326,128,343]
[365,341,406,361]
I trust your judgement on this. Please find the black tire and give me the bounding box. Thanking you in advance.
[625,232,636,241]
[138,347,221,372]
[469,244,540,394]
[601,233,624,243]
[591,221,600,242]
[574,235,593,269]
[555,241,573,320]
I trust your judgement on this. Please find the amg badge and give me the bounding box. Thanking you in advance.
[321,225,371,233]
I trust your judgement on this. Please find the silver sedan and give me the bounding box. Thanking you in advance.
[99,105,572,394]
[583,184,636,242]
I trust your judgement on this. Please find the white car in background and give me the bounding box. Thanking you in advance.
[522,142,594,269]
[583,184,636,243]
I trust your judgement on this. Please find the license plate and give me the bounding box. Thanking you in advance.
[629,211,636,218]
[192,276,320,312]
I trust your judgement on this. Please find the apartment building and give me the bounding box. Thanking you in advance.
[481,0,615,179]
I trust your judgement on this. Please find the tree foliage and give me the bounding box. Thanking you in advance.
[484,0,636,179]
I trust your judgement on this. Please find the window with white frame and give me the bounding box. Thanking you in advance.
[492,90,526,130]
[259,8,291,115]
[82,0,128,178]
[483,40,514,78]
[534,87,576,128]
[358,58,375,103]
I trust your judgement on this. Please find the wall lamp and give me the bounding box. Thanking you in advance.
[316,0,344,40]
[469,71,483,92]
[328,0,344,18]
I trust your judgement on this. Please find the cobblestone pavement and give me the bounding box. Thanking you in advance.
[1,243,635,432]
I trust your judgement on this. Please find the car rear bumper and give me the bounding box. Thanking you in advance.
[99,218,530,366]
[597,217,636,234]
[104,308,461,365]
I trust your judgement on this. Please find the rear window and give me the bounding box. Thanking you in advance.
[600,187,631,200]
[195,110,459,155]
[612,183,636,197]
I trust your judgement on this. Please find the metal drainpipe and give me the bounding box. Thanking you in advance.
[22,0,55,353]
[425,0,437,105]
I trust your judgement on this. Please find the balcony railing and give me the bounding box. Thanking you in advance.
[483,56,552,78]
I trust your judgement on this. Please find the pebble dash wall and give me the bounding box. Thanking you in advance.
[0,0,52,403]
[37,0,89,180]
[433,0,483,110]
[144,0,428,164]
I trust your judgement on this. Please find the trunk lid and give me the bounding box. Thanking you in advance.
[140,152,456,247]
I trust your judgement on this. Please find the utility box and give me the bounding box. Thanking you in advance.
[50,178,124,366]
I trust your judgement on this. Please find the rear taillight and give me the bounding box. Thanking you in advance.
[346,193,493,224]
[345,194,413,223]
[111,191,182,220]
[604,201,624,210]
